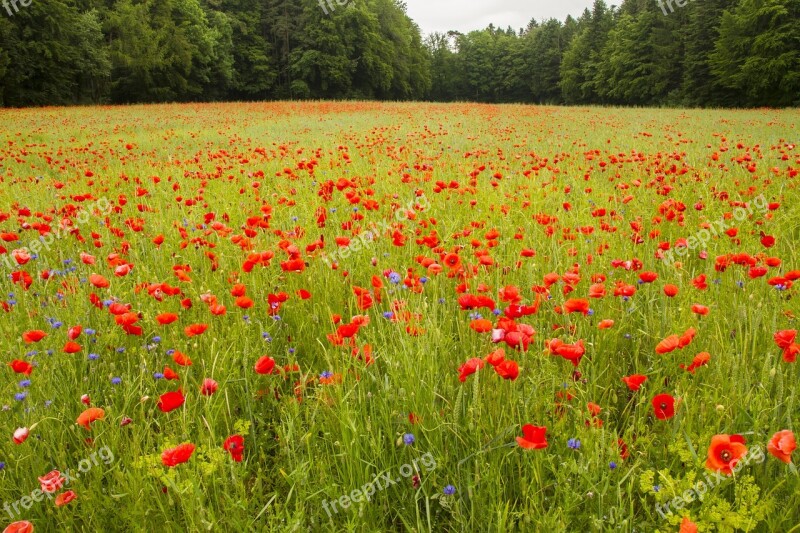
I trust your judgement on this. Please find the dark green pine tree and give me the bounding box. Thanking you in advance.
[0,0,110,106]
[710,0,800,107]
[424,32,460,101]
[560,1,614,104]
[594,0,685,106]
[526,18,568,104]
[681,0,735,107]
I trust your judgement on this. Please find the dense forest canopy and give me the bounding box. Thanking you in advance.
[0,0,798,107]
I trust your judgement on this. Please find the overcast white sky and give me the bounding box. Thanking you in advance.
[404,0,597,35]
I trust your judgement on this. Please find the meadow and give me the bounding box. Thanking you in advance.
[0,102,798,532]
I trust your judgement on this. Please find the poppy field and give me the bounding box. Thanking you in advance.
[0,102,799,531]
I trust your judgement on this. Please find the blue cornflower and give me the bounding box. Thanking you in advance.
[153,372,165,380]
[88,353,99,360]
[111,377,122,385]
[18,380,31,388]
[14,392,27,401]
[403,433,415,445]
[443,485,456,495]
[567,438,581,450]
[389,272,402,284]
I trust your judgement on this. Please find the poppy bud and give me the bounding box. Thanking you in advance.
[13,427,29,444]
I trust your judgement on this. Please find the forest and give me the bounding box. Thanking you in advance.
[0,0,798,107]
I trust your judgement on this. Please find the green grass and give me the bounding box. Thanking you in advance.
[0,102,798,532]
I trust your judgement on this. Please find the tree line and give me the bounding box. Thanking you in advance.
[0,0,797,107]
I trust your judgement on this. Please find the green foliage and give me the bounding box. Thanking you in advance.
[0,0,798,106]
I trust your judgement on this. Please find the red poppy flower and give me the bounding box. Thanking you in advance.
[655,335,680,354]
[548,339,586,367]
[156,313,179,325]
[76,407,105,429]
[3,521,34,533]
[254,356,276,375]
[55,490,77,507]
[158,390,185,413]
[563,298,589,314]
[67,325,82,340]
[691,304,709,316]
[458,357,484,382]
[621,374,647,391]
[652,393,675,420]
[469,319,493,333]
[38,470,65,493]
[161,443,196,467]
[682,352,711,373]
[163,366,179,380]
[63,342,82,354]
[494,359,519,381]
[184,323,208,337]
[767,430,796,464]
[200,378,218,396]
[89,273,110,288]
[783,344,800,363]
[8,360,33,375]
[13,427,29,444]
[223,435,245,462]
[678,328,696,349]
[443,253,461,271]
[680,516,698,533]
[484,348,505,367]
[516,424,548,449]
[639,271,658,283]
[773,330,797,349]
[172,351,192,367]
[235,296,254,309]
[22,330,47,344]
[598,319,614,329]
[706,434,747,475]
[588,283,606,298]
[663,284,679,297]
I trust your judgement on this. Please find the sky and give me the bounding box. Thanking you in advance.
[403,0,596,36]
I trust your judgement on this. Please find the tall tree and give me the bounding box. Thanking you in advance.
[710,0,800,107]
